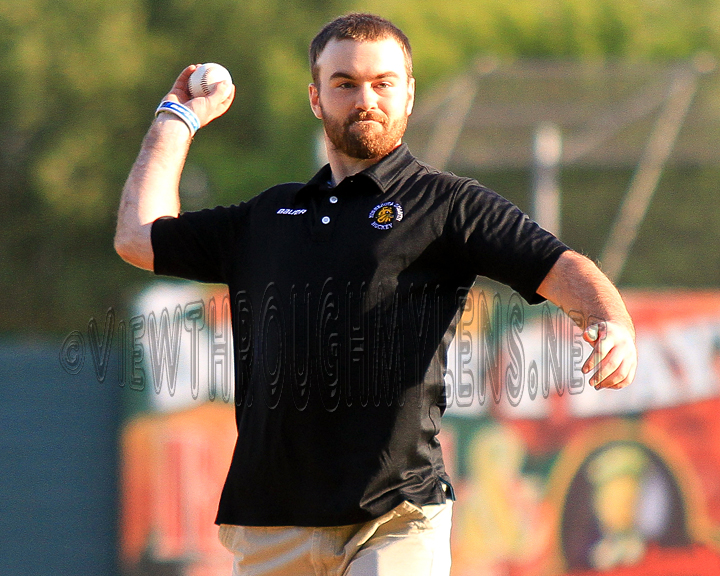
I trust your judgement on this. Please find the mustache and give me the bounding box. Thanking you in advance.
[346,110,387,126]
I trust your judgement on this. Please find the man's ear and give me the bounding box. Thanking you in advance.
[308,83,323,119]
[406,77,416,116]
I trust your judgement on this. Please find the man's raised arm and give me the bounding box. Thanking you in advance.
[114,65,235,270]
[537,250,638,391]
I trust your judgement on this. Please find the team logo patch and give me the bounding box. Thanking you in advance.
[369,202,404,230]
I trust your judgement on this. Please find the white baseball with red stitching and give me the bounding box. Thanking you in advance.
[188,63,232,98]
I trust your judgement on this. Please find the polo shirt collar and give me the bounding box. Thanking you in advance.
[359,143,415,193]
[296,143,416,202]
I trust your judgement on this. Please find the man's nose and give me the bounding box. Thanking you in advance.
[355,84,378,110]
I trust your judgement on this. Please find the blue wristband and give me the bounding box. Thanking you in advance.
[154,101,201,136]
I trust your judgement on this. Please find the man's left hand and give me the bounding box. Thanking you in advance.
[582,321,637,390]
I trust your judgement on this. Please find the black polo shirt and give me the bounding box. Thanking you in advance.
[151,143,568,527]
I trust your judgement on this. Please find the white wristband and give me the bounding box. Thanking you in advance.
[155,101,201,136]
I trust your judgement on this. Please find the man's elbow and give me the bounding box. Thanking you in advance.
[113,232,131,263]
[114,230,154,271]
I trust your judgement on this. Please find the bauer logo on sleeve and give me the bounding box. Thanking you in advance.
[369,202,404,230]
[276,208,307,216]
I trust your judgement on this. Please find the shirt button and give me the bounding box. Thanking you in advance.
[321,216,331,225]
[329,196,338,204]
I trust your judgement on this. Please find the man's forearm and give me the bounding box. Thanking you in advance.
[538,250,634,337]
[537,249,637,389]
[114,115,192,270]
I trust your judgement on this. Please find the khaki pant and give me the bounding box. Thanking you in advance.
[218,500,453,576]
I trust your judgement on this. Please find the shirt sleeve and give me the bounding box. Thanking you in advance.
[445,180,569,304]
[151,203,248,284]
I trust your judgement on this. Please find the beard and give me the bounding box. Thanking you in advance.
[321,106,408,160]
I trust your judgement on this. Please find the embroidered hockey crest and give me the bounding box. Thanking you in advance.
[369,202,404,230]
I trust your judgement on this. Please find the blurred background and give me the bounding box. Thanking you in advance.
[3,0,720,574]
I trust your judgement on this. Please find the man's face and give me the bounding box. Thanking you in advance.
[309,38,415,160]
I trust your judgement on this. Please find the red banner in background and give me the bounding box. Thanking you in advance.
[447,290,720,576]
[119,290,720,576]
[120,403,236,574]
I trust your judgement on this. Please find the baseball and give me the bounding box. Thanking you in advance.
[188,63,232,98]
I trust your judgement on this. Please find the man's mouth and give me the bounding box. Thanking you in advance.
[349,119,385,133]
[350,112,386,126]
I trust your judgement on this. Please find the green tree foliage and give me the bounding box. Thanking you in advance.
[366,0,720,71]
[1,0,720,333]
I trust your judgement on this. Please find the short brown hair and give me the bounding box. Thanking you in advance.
[309,13,413,85]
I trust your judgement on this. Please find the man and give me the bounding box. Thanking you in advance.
[115,13,637,576]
